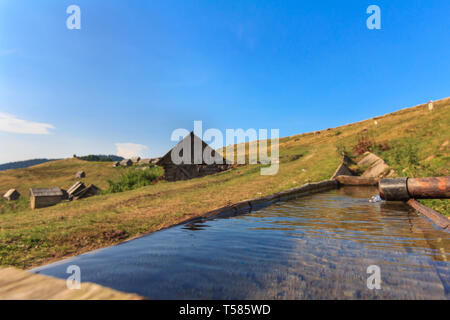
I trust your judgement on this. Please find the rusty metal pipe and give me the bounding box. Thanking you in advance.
[379,176,450,201]
[407,177,450,199]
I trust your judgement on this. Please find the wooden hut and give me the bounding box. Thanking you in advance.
[131,156,141,164]
[72,184,100,200]
[66,182,99,200]
[157,132,230,182]
[29,188,64,210]
[120,159,132,167]
[3,189,20,201]
[150,158,161,165]
[75,171,86,179]
[138,158,152,165]
[67,181,86,199]
[138,158,160,166]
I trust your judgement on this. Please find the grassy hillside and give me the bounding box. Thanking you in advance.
[0,98,449,269]
[0,159,128,214]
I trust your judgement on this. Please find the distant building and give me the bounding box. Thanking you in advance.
[138,158,152,165]
[67,181,86,199]
[156,132,230,182]
[66,181,99,200]
[138,158,160,166]
[428,100,434,111]
[29,188,64,210]
[150,158,161,165]
[72,184,100,200]
[75,171,86,179]
[131,156,141,164]
[120,159,133,167]
[3,189,20,201]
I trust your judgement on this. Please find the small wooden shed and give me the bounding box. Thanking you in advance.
[73,184,100,200]
[67,181,86,199]
[150,158,161,165]
[138,158,152,165]
[131,156,141,164]
[66,181,100,200]
[120,159,133,167]
[29,188,64,210]
[75,171,86,179]
[157,132,230,182]
[3,189,20,201]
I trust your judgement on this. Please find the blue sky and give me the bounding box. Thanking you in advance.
[0,0,449,163]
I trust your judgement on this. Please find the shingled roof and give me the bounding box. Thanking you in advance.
[29,188,64,197]
[157,132,226,165]
[3,189,20,201]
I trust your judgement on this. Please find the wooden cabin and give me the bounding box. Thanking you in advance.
[138,158,151,165]
[67,181,86,199]
[120,159,133,167]
[66,181,99,200]
[138,158,160,166]
[156,132,230,182]
[75,171,86,178]
[131,156,141,164]
[73,184,99,200]
[29,188,64,210]
[3,189,20,201]
[150,158,161,165]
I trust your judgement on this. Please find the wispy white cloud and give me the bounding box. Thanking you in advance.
[115,142,148,159]
[0,112,55,134]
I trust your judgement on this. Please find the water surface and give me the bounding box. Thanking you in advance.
[32,187,450,299]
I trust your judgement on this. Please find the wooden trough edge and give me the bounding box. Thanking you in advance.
[178,179,339,227]
[0,267,144,300]
[406,199,450,231]
[335,175,379,186]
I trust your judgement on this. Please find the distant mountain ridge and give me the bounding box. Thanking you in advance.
[0,155,125,171]
[76,155,124,162]
[0,159,57,171]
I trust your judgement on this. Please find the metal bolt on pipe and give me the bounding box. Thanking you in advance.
[379,176,450,201]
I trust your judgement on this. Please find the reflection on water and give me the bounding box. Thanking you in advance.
[32,187,449,299]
